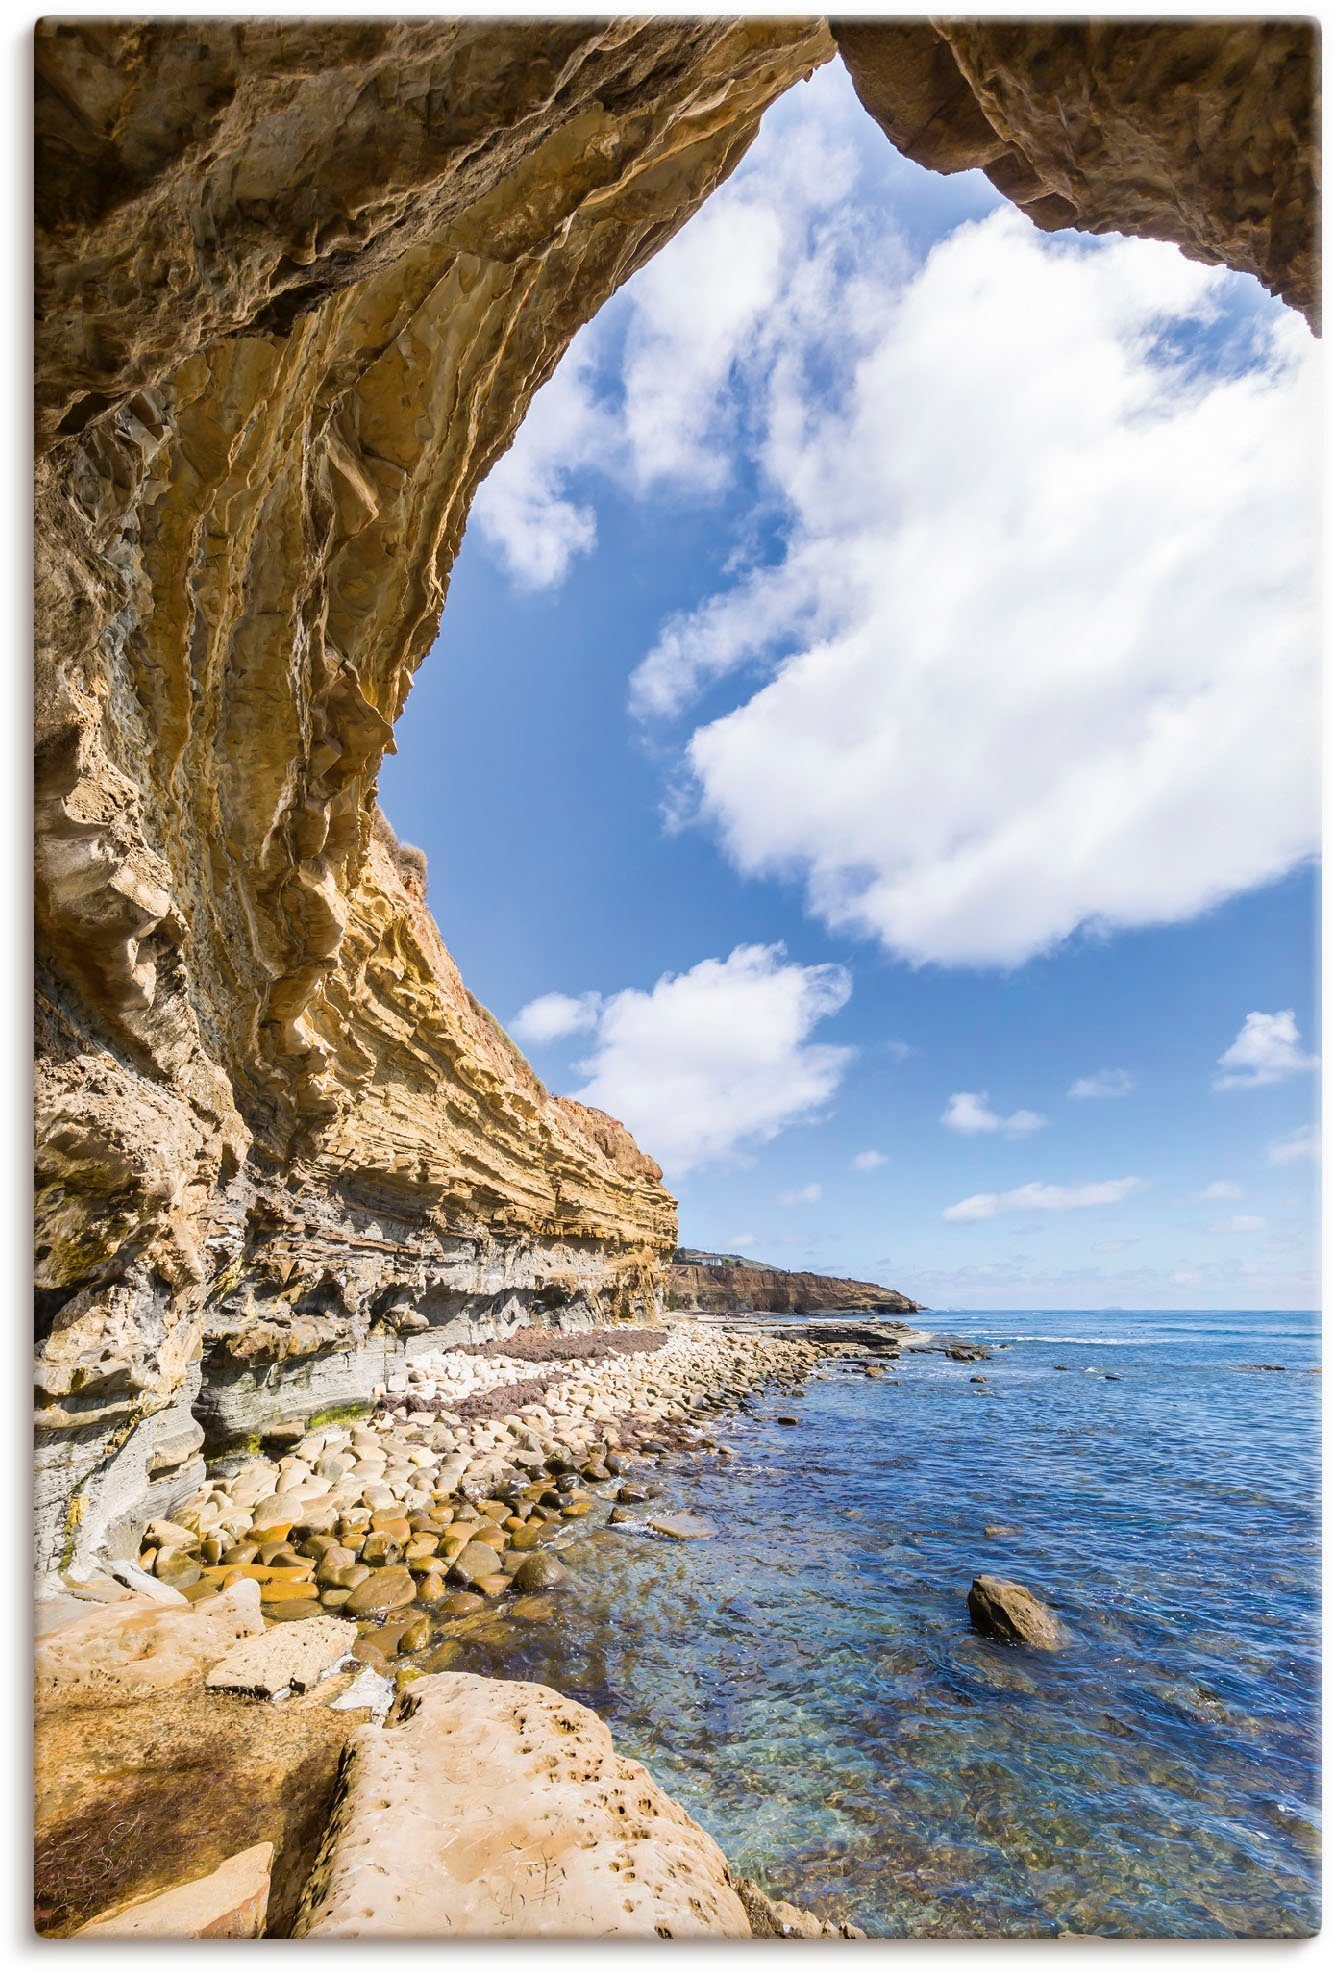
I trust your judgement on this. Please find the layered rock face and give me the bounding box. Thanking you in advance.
[34,15,833,1586]
[34,15,1317,1592]
[834,18,1320,325]
[667,1252,921,1316]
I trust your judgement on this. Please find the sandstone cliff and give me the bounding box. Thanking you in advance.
[34,16,1316,1591]
[834,18,1319,326]
[667,1252,922,1317]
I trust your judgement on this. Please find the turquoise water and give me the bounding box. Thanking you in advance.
[447,1310,1321,1937]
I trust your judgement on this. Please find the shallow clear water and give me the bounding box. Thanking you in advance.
[444,1310,1321,1937]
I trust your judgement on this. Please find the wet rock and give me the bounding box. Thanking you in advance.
[511,1552,570,1594]
[343,1567,416,1617]
[649,1512,716,1540]
[450,1539,506,1584]
[967,1575,1068,1651]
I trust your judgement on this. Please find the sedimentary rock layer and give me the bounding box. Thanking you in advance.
[668,1252,921,1316]
[834,18,1320,325]
[34,16,833,1586]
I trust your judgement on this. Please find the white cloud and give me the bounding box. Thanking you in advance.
[1213,1010,1317,1089]
[884,1039,916,1062]
[944,1177,1143,1223]
[511,989,604,1045]
[1068,1068,1134,1101]
[1268,1124,1321,1165]
[852,1149,887,1170]
[641,196,1317,966]
[1197,1180,1244,1201]
[729,1233,758,1250]
[1211,1214,1266,1234]
[570,942,851,1174]
[472,341,612,589]
[778,1182,823,1206]
[941,1090,1047,1137]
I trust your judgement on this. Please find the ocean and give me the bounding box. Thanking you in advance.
[442,1308,1321,1937]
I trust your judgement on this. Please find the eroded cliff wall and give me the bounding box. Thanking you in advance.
[34,15,834,1583]
[834,17,1319,325]
[34,15,1317,1589]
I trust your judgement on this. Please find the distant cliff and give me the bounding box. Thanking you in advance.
[667,1252,923,1316]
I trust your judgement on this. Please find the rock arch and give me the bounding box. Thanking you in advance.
[33,17,1318,1585]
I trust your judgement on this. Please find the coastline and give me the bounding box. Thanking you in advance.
[35,1313,884,1937]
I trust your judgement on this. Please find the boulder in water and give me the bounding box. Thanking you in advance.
[967,1575,1067,1651]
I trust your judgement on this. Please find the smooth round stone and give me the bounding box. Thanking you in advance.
[251,1498,299,1536]
[433,1588,487,1619]
[450,1541,504,1584]
[475,1572,511,1598]
[506,1593,557,1624]
[511,1551,570,1594]
[343,1566,416,1617]
[397,1614,432,1654]
[260,1576,319,1604]
[155,1551,203,1590]
[266,1600,327,1623]
[320,1587,353,1610]
[361,1532,402,1566]
[315,1544,359,1587]
[414,1573,449,1604]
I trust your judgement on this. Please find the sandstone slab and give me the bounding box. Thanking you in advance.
[34,1582,263,1701]
[205,1616,354,1698]
[296,1672,751,1937]
[73,1842,273,1938]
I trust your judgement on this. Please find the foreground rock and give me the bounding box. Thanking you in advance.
[296,1672,752,1937]
[34,1582,263,1701]
[206,1617,353,1699]
[73,1843,274,1938]
[967,1575,1068,1652]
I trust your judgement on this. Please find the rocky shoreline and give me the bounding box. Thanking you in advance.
[35,1317,876,1937]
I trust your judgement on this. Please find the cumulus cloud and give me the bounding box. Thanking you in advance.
[852,1149,887,1170]
[778,1182,823,1206]
[1068,1068,1134,1101]
[1211,1214,1266,1234]
[1268,1124,1321,1165]
[943,1177,1143,1223]
[1197,1180,1244,1201]
[941,1091,1047,1137]
[1213,1010,1317,1089]
[648,208,1317,966]
[472,342,613,589]
[571,942,851,1174]
[510,990,604,1046]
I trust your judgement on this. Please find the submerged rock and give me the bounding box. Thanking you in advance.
[649,1512,717,1540]
[967,1575,1068,1652]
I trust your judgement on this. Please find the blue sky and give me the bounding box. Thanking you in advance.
[380,63,1319,1311]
